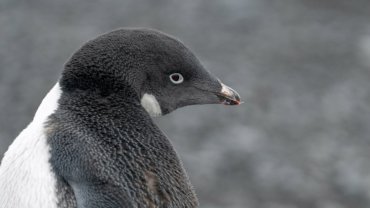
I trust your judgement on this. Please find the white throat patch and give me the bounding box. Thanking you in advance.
[140,93,162,117]
[0,83,61,208]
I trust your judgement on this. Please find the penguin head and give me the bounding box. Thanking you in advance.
[61,28,240,116]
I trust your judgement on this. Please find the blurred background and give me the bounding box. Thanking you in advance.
[1,0,370,207]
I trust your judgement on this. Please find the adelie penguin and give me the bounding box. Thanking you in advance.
[0,28,241,208]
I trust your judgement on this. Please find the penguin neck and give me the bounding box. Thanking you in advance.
[58,87,147,120]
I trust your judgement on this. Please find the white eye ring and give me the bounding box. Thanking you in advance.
[169,73,184,84]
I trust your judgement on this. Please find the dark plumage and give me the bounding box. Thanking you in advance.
[46,28,240,208]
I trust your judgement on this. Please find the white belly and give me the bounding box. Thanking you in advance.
[0,83,61,208]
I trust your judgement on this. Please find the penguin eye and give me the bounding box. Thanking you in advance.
[169,73,184,84]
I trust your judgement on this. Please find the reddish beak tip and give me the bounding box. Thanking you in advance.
[218,83,242,106]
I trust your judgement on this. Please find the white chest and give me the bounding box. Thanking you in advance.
[0,83,61,208]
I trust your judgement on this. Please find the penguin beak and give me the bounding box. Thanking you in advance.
[216,83,242,105]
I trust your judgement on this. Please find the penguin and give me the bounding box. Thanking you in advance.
[0,28,240,208]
